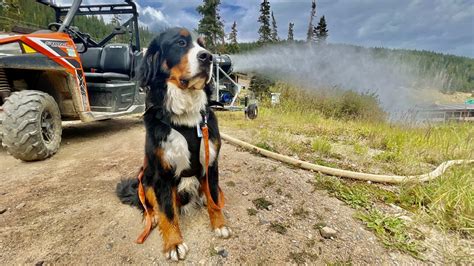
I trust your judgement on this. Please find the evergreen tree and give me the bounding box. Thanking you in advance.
[197,0,225,52]
[257,0,271,43]
[287,22,294,41]
[0,0,155,47]
[306,0,316,42]
[315,15,328,43]
[250,74,274,98]
[1,0,21,30]
[111,14,122,27]
[270,11,279,42]
[312,25,318,43]
[226,21,240,53]
[229,21,238,44]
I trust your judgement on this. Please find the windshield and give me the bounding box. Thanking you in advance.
[58,0,82,32]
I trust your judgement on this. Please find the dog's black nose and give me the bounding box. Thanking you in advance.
[197,51,212,63]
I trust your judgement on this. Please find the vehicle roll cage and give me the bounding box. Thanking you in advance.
[36,0,141,50]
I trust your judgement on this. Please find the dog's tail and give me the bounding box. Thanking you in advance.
[116,178,142,209]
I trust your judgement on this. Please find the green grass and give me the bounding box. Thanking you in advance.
[312,137,332,155]
[399,165,474,235]
[217,82,473,258]
[252,197,273,210]
[219,102,472,176]
[314,170,474,238]
[269,222,288,234]
[353,142,368,155]
[288,251,319,263]
[256,141,275,152]
[247,208,258,216]
[357,209,424,259]
[313,175,424,257]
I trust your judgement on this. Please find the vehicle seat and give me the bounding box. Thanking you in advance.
[80,47,102,72]
[83,44,132,82]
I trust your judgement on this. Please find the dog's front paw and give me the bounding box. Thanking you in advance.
[214,226,232,239]
[164,242,189,261]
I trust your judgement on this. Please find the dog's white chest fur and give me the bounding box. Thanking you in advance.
[165,83,207,127]
[161,129,191,177]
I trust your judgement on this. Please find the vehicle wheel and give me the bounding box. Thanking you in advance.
[1,90,62,161]
[246,103,258,120]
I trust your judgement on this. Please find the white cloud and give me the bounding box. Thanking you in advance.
[47,0,474,57]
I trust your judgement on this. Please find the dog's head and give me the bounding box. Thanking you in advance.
[138,27,212,91]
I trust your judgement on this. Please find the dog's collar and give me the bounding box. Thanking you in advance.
[200,109,209,127]
[145,104,209,129]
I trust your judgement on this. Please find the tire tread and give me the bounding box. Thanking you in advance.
[1,90,62,161]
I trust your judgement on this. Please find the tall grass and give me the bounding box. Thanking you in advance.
[217,82,473,238]
[400,165,474,235]
[272,82,386,122]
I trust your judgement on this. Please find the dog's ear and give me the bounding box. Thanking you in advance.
[137,38,161,88]
[204,80,215,99]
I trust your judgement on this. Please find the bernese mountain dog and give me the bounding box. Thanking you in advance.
[116,27,230,261]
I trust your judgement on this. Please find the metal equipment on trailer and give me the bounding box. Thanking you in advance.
[211,54,258,119]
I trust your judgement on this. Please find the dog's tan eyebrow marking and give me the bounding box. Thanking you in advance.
[179,29,190,37]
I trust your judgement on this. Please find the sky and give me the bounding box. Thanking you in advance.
[57,0,474,57]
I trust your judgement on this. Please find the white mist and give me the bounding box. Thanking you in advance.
[231,44,443,116]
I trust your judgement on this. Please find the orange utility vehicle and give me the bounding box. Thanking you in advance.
[0,0,145,161]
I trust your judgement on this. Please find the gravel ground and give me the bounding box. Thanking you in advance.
[0,117,419,264]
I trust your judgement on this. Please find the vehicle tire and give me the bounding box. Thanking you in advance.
[246,103,258,120]
[1,90,62,161]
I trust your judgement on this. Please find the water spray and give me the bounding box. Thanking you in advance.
[230,43,445,117]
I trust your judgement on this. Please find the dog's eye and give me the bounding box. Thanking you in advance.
[177,39,187,47]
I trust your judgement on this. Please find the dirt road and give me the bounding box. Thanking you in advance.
[0,117,418,264]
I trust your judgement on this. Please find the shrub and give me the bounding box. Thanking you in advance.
[312,137,332,155]
[270,82,386,122]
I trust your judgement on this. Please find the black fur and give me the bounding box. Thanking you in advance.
[116,27,222,222]
[116,178,141,209]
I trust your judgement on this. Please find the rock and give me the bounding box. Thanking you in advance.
[0,207,7,214]
[35,261,44,266]
[16,203,26,209]
[223,210,231,219]
[217,249,228,258]
[258,215,269,225]
[214,246,228,257]
[307,234,313,239]
[320,226,337,239]
[267,205,273,211]
[242,191,249,196]
[106,243,113,250]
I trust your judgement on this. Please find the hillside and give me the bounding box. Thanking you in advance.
[0,0,154,48]
[236,42,474,93]
[1,1,472,93]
